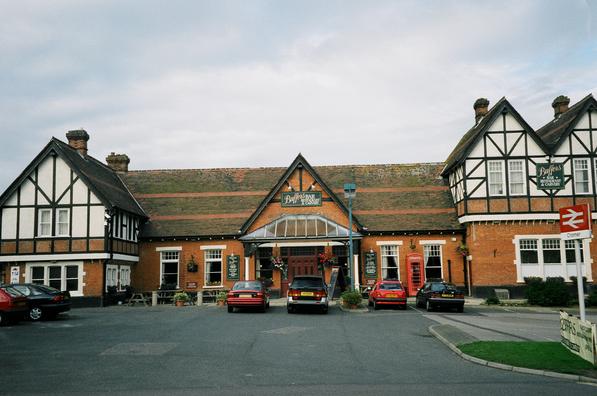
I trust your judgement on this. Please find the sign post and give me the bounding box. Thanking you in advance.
[559,204,591,321]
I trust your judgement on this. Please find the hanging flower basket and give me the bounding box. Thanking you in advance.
[456,243,469,257]
[187,255,198,272]
[271,256,288,280]
[317,252,337,267]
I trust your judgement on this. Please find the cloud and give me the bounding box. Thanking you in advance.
[1,0,596,191]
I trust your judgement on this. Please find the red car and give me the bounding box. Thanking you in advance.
[0,285,29,326]
[227,280,270,313]
[368,280,407,310]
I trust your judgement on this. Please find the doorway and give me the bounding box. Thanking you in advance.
[287,256,318,282]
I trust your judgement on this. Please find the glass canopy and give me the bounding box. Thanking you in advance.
[240,215,358,241]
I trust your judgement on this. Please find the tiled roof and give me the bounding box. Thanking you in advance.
[535,94,595,149]
[442,98,506,175]
[53,139,146,217]
[121,162,462,238]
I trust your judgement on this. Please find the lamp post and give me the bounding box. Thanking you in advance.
[344,183,356,290]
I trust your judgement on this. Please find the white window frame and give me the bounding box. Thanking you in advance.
[487,160,505,196]
[25,262,84,297]
[573,158,591,194]
[38,208,52,237]
[508,159,525,195]
[56,208,70,237]
[106,264,119,291]
[422,244,443,280]
[160,251,180,289]
[380,245,400,280]
[204,249,223,288]
[119,266,130,291]
[513,235,592,282]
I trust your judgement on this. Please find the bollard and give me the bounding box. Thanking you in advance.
[197,289,203,306]
[152,291,157,306]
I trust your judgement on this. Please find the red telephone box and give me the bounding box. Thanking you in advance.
[405,253,425,297]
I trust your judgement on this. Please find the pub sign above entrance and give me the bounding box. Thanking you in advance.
[281,192,322,207]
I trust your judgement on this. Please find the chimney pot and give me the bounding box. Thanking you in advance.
[473,98,490,123]
[552,95,570,118]
[66,129,89,156]
[106,153,130,173]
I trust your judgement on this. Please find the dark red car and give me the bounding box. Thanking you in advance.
[0,285,28,326]
[368,280,407,310]
[227,280,270,313]
[12,284,71,321]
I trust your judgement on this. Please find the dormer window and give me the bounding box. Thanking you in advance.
[487,160,505,196]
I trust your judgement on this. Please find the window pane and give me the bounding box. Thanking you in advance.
[49,266,61,279]
[66,265,78,278]
[66,279,78,291]
[31,267,44,281]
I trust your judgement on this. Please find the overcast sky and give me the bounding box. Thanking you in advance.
[1,0,597,191]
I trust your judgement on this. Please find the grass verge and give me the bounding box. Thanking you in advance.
[458,341,597,377]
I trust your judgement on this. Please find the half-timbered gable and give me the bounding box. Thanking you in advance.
[443,98,549,219]
[443,95,596,296]
[0,131,146,303]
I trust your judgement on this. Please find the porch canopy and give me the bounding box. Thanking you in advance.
[240,214,361,242]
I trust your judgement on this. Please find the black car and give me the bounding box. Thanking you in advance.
[415,280,464,312]
[12,284,71,321]
[286,275,329,314]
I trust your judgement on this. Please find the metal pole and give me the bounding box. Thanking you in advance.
[574,239,586,321]
[348,196,354,290]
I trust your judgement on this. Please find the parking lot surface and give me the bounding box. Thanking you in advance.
[1,303,594,395]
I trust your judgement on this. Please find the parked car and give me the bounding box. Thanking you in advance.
[368,280,407,310]
[227,280,270,313]
[0,285,28,326]
[287,275,328,314]
[415,280,464,312]
[11,284,71,321]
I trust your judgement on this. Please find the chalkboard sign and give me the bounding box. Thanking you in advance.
[328,267,340,300]
[364,251,377,279]
[226,255,241,281]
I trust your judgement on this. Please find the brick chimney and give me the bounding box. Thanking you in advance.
[474,98,490,124]
[66,129,89,156]
[552,95,570,118]
[106,152,130,173]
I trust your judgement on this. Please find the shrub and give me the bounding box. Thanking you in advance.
[586,290,597,307]
[524,277,545,305]
[216,291,228,302]
[341,290,362,306]
[485,296,500,305]
[524,277,571,307]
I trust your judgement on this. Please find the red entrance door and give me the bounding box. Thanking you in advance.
[288,256,319,282]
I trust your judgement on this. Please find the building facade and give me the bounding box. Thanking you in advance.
[1,94,595,304]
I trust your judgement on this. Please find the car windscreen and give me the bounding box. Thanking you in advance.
[291,278,324,289]
[431,283,456,292]
[33,284,61,294]
[1,286,24,297]
[380,283,402,290]
[232,282,262,291]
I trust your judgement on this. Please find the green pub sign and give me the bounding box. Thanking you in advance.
[281,191,322,207]
[364,251,377,279]
[226,255,241,281]
[536,163,564,190]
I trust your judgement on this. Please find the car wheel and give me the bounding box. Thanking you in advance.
[415,298,422,308]
[0,311,5,326]
[287,305,294,314]
[400,304,408,310]
[260,303,267,313]
[368,299,373,307]
[426,300,433,312]
[227,306,233,313]
[321,306,328,314]
[457,304,464,313]
[373,300,379,310]
[29,307,43,321]
[266,301,270,308]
